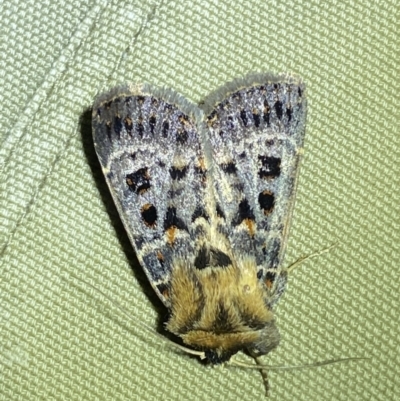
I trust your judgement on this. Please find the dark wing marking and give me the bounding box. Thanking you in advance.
[201,73,307,307]
[92,84,208,307]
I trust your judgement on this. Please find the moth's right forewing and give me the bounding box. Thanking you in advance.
[201,73,307,307]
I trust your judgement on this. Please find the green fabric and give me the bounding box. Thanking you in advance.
[1,1,398,400]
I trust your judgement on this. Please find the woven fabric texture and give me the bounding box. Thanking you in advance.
[1,1,398,400]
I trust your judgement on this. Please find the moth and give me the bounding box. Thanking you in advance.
[92,73,306,389]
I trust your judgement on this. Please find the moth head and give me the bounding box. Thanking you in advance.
[245,320,281,358]
[176,319,280,364]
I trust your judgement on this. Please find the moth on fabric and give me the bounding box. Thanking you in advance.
[92,73,306,385]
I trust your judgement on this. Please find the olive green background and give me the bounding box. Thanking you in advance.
[1,1,398,400]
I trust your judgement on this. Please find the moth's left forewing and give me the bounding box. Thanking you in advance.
[92,84,208,307]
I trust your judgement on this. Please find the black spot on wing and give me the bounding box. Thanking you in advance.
[208,109,217,121]
[226,116,235,130]
[156,283,169,300]
[286,107,292,122]
[137,119,144,137]
[162,121,169,137]
[263,100,270,126]
[134,236,145,251]
[124,117,133,136]
[264,271,276,289]
[177,130,188,144]
[274,101,283,120]
[149,115,156,134]
[253,110,260,127]
[216,204,225,219]
[141,204,157,227]
[233,198,255,226]
[220,161,237,174]
[258,190,275,215]
[258,156,281,179]
[240,109,248,126]
[114,116,123,137]
[170,165,188,180]
[164,207,188,231]
[126,168,151,194]
[177,115,190,144]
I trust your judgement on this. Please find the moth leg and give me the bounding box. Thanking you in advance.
[286,242,339,274]
[254,357,270,397]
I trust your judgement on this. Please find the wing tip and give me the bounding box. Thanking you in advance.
[200,72,306,116]
[92,82,203,123]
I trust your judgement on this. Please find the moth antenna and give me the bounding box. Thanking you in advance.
[286,241,340,274]
[64,273,206,359]
[230,355,369,397]
[229,356,368,371]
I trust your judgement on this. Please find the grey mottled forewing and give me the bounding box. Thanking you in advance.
[201,74,307,306]
[92,84,206,307]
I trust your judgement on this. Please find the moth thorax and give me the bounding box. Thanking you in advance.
[165,260,280,363]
